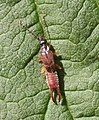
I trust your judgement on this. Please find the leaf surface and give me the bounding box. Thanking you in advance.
[0,0,99,120]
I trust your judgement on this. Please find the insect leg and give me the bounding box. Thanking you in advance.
[41,66,47,74]
[55,64,62,70]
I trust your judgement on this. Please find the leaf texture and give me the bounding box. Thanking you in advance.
[0,0,99,120]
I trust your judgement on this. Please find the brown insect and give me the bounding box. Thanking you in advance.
[38,37,62,102]
[22,25,63,102]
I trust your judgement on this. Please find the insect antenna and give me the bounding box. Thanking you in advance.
[27,29,39,41]
[42,15,51,44]
[19,20,40,42]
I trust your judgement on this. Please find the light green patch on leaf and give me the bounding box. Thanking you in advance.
[0,0,99,120]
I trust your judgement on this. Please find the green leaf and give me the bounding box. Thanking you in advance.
[0,0,99,120]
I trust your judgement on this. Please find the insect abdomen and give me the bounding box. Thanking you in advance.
[46,72,62,102]
[46,72,59,90]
